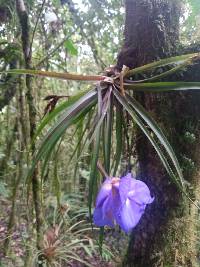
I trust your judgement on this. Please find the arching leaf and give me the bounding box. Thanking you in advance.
[125,93,184,186]
[125,53,199,77]
[113,88,182,188]
[124,81,200,92]
[26,89,98,183]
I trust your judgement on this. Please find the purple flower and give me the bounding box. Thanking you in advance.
[93,173,154,233]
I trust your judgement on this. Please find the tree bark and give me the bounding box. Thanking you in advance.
[0,45,19,111]
[16,1,44,266]
[117,1,200,266]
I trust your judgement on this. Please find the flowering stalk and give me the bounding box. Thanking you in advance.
[97,161,109,179]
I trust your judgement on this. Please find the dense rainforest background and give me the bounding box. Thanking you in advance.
[0,0,200,266]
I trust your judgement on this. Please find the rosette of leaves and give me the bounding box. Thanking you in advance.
[2,52,200,215]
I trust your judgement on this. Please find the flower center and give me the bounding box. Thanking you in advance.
[111,177,120,185]
[111,177,120,197]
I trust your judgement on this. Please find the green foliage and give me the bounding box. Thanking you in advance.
[32,194,114,267]
[0,181,8,197]
[181,0,200,43]
[4,53,193,213]
[183,131,196,144]
[187,0,200,17]
[1,1,200,265]
[64,39,78,56]
[125,53,199,78]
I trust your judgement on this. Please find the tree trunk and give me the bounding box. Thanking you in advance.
[117,1,200,266]
[16,1,44,266]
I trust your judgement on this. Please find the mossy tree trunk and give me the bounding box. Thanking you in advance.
[16,1,44,266]
[117,1,200,266]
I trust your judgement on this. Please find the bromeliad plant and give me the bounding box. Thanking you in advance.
[2,52,200,231]
[32,195,113,267]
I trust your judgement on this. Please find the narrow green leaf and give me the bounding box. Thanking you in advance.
[104,92,113,173]
[36,89,97,155]
[88,88,102,218]
[73,117,85,187]
[88,122,101,219]
[113,102,123,176]
[124,81,200,92]
[26,90,97,183]
[0,69,104,81]
[88,87,112,144]
[125,53,199,77]
[115,90,199,208]
[125,93,184,186]
[127,59,191,83]
[113,88,181,188]
[53,138,63,205]
[98,227,104,255]
[35,88,91,139]
[41,144,55,180]
[68,109,94,166]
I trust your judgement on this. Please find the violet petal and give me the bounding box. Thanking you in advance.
[116,199,146,233]
[95,178,112,207]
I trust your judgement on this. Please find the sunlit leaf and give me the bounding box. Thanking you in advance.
[89,87,112,144]
[98,226,104,255]
[127,60,191,82]
[113,102,123,176]
[124,81,200,92]
[35,88,91,139]
[113,88,182,188]
[125,53,199,77]
[68,109,94,166]
[0,69,104,81]
[103,91,113,173]
[88,89,102,218]
[64,39,78,56]
[125,93,184,186]
[27,89,98,183]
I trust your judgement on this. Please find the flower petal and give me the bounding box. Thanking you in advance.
[116,199,146,233]
[119,173,133,204]
[94,190,119,227]
[93,206,114,227]
[95,178,112,207]
[93,181,122,228]
[128,180,154,205]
